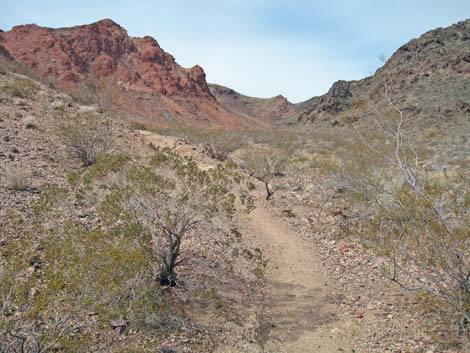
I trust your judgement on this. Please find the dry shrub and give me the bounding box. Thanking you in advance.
[5,166,29,191]
[86,77,114,114]
[24,116,37,129]
[155,126,246,161]
[331,100,470,345]
[3,76,39,99]
[61,113,113,167]
[236,147,285,199]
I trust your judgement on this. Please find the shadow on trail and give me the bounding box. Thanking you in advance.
[257,280,337,348]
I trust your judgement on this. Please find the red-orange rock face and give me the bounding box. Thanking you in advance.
[0,19,214,100]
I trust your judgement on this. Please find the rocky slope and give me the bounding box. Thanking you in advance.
[0,19,266,127]
[0,19,212,98]
[209,84,300,124]
[3,18,468,129]
[297,18,470,126]
[1,69,451,353]
[0,70,267,352]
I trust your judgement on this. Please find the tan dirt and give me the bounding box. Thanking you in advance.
[246,204,355,353]
[138,130,357,353]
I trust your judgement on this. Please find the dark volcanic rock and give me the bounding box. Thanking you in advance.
[298,19,470,125]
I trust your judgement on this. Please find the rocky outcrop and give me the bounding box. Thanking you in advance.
[298,19,470,125]
[0,19,263,127]
[0,19,214,99]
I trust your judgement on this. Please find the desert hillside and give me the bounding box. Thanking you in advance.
[0,15,469,353]
[297,19,470,128]
[0,19,266,127]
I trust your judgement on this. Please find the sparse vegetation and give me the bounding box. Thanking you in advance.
[5,166,29,191]
[61,113,113,167]
[3,76,39,99]
[331,100,470,344]
[1,15,469,352]
[84,77,114,114]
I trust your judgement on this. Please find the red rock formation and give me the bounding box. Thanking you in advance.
[0,19,214,100]
[1,19,267,127]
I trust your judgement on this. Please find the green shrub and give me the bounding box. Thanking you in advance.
[3,76,39,98]
[68,152,129,188]
[118,150,241,284]
[0,222,160,351]
[32,185,68,214]
[331,107,470,344]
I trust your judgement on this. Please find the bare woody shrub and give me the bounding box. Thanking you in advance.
[332,97,470,343]
[61,113,113,167]
[85,77,113,114]
[201,131,245,161]
[237,148,284,200]
[5,166,29,191]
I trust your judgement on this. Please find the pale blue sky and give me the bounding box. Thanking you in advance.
[1,1,469,102]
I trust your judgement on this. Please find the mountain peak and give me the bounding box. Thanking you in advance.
[93,18,122,28]
[0,20,214,98]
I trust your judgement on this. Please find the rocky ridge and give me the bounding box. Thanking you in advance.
[297,19,470,126]
[0,19,267,127]
[209,84,300,124]
[2,18,469,128]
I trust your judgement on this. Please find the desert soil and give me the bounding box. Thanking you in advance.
[245,202,355,353]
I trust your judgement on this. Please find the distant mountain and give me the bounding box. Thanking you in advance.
[1,18,469,129]
[297,19,470,126]
[209,84,300,124]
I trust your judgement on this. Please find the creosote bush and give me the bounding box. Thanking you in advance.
[113,148,242,285]
[0,220,159,352]
[331,100,470,345]
[61,113,113,167]
[3,76,39,99]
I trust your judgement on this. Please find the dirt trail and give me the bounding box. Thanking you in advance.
[247,204,354,353]
[138,131,356,352]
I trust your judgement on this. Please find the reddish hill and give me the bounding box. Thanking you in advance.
[0,19,263,127]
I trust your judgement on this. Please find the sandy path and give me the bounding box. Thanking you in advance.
[138,130,355,352]
[247,205,354,353]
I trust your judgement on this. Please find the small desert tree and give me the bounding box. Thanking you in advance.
[238,148,284,200]
[85,77,114,114]
[201,130,245,161]
[332,96,470,341]
[61,113,113,167]
[122,149,239,285]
